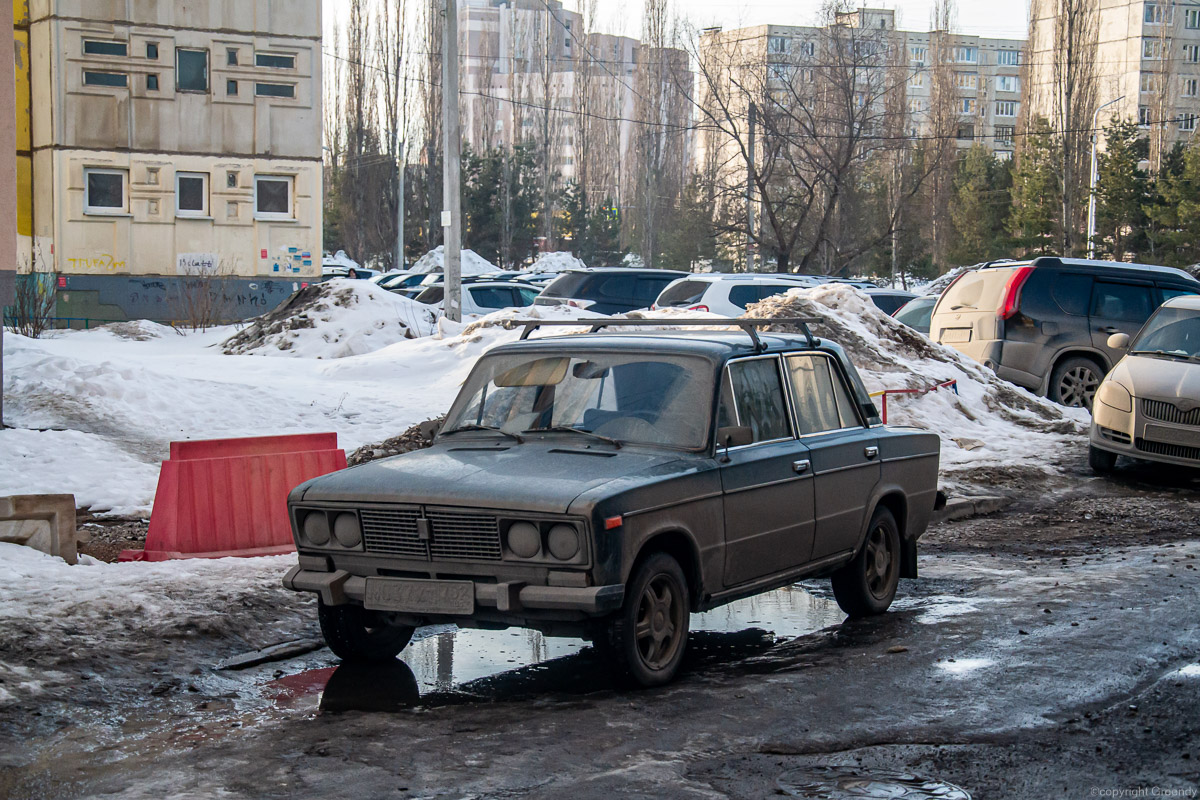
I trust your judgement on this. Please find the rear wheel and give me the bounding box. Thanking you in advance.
[602,552,690,687]
[1089,444,1118,474]
[1049,357,1103,409]
[831,507,901,617]
[318,600,415,662]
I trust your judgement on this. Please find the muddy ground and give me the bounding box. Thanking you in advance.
[2,454,1198,799]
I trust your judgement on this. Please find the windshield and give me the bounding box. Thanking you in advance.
[442,351,716,449]
[894,296,936,328]
[1131,306,1200,358]
[657,280,710,307]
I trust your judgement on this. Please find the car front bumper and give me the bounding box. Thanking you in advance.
[1090,394,1200,467]
[283,566,625,617]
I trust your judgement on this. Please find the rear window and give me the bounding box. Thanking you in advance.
[658,280,710,307]
[540,272,594,299]
[541,273,638,301]
[470,286,517,309]
[868,293,913,315]
[894,297,935,329]
[416,286,444,304]
[938,268,1019,314]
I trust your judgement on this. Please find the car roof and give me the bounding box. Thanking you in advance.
[1163,294,1200,310]
[978,256,1199,283]
[562,267,690,276]
[864,288,916,296]
[670,273,813,284]
[488,329,847,362]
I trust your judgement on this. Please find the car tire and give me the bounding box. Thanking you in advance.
[1049,356,1104,409]
[831,506,901,618]
[602,552,690,687]
[318,599,415,662]
[1089,444,1118,474]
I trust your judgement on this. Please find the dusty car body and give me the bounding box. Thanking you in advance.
[283,320,942,685]
[1090,295,1200,472]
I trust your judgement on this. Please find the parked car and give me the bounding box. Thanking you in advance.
[534,268,689,314]
[283,319,942,686]
[371,271,415,290]
[321,265,381,281]
[928,257,1200,408]
[826,278,880,289]
[413,281,541,317]
[893,295,939,335]
[652,274,818,316]
[1089,295,1200,472]
[863,288,918,316]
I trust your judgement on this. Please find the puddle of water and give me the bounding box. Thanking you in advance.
[693,585,846,637]
[778,767,972,799]
[935,658,994,677]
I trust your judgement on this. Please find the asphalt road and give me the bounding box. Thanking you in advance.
[1,463,1198,800]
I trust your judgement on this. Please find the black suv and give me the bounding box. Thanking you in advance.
[534,268,689,314]
[929,257,1200,407]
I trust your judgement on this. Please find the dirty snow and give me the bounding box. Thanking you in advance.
[936,657,996,676]
[410,246,497,276]
[220,279,434,358]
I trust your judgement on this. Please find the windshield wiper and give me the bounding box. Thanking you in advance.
[441,424,524,443]
[1130,349,1194,362]
[950,304,977,311]
[523,425,623,448]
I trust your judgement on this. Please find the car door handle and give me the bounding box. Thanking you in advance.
[864,446,879,460]
[1099,326,1120,334]
[792,459,811,474]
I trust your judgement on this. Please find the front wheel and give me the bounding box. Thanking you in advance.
[831,507,901,617]
[318,599,415,662]
[602,552,690,687]
[1049,357,1103,409]
[1089,444,1118,474]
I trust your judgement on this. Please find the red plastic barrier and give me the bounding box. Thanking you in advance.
[119,433,347,562]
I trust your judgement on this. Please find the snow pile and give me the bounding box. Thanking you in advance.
[622,253,646,269]
[322,249,359,270]
[747,285,1089,477]
[221,279,435,358]
[410,246,497,276]
[530,251,588,272]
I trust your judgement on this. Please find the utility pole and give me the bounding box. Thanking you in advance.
[1088,96,1124,260]
[395,136,406,271]
[442,0,463,321]
[746,101,756,273]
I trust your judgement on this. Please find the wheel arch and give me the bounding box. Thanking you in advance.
[629,528,705,612]
[1040,348,1111,395]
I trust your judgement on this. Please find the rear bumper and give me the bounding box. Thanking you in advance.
[283,567,625,616]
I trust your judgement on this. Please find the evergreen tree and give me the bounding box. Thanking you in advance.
[1095,119,1149,261]
[1144,142,1200,268]
[949,145,1011,264]
[1008,120,1062,256]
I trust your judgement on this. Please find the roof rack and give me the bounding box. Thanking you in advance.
[516,317,822,351]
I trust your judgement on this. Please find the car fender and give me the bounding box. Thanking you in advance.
[1037,344,1112,394]
[853,479,918,578]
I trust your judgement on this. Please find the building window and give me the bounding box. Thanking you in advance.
[995,125,1015,144]
[1144,40,1163,60]
[1184,78,1199,97]
[996,150,1013,162]
[254,175,293,218]
[910,46,927,63]
[227,170,239,188]
[768,36,788,54]
[227,79,238,95]
[956,123,975,140]
[1188,8,1200,28]
[176,172,209,217]
[1144,3,1172,24]
[255,82,295,98]
[996,75,1019,93]
[83,71,128,88]
[255,52,296,69]
[227,48,239,66]
[997,49,1020,66]
[952,46,977,63]
[959,98,976,115]
[995,100,1018,117]
[1139,105,1153,126]
[84,168,127,214]
[955,72,978,89]
[910,72,925,88]
[146,42,158,60]
[84,39,127,57]
[147,74,159,91]
[1180,112,1198,131]
[1143,73,1161,93]
[1186,44,1200,64]
[798,40,815,57]
[908,98,928,114]
[176,48,209,92]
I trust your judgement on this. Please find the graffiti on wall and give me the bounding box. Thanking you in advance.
[176,253,219,276]
[67,254,127,273]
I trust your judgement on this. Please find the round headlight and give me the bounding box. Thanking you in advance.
[547,524,580,561]
[302,511,331,546]
[333,512,362,548]
[507,522,541,559]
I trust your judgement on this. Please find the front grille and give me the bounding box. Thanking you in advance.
[1142,398,1200,427]
[1135,437,1200,461]
[361,508,427,559]
[427,511,502,561]
[360,507,502,562]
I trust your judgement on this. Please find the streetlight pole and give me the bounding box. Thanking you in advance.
[1088,95,1125,260]
[441,0,462,321]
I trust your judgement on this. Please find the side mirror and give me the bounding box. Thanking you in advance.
[1107,332,1131,350]
[716,425,754,449]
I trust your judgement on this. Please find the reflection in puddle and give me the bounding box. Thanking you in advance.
[306,585,844,711]
[777,767,972,799]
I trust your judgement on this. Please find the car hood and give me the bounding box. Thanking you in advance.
[1110,354,1200,400]
[294,440,687,514]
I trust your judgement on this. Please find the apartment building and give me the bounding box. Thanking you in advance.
[1027,0,1200,156]
[15,0,321,323]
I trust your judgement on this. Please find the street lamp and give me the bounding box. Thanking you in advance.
[1087,95,1125,260]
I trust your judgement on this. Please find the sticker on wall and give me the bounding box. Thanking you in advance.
[260,249,268,259]
[301,252,311,258]
[288,246,298,253]
[273,265,280,272]
[292,267,300,273]
[176,252,219,276]
[302,259,312,266]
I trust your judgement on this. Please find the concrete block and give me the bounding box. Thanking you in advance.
[0,494,82,564]
[932,495,1014,524]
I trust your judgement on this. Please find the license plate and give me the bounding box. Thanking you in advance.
[1144,423,1200,448]
[939,328,972,344]
[363,578,475,615]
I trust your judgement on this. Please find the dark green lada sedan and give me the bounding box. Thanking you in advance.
[283,319,942,686]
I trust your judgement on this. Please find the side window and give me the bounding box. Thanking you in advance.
[470,287,516,309]
[1091,281,1154,323]
[597,275,636,300]
[728,285,758,309]
[1052,273,1092,316]
[634,278,667,305]
[721,359,792,443]
[786,354,861,434]
[1161,286,1198,303]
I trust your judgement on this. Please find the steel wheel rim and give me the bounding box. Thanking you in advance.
[864,525,896,600]
[635,574,685,671]
[1058,366,1099,408]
